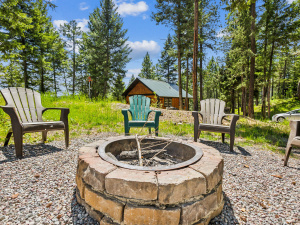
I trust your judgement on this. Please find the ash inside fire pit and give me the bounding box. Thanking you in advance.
[114,147,183,167]
[98,137,203,171]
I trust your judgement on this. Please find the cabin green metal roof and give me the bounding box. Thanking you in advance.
[123,77,193,98]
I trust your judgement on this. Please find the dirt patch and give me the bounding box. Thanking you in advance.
[113,103,194,124]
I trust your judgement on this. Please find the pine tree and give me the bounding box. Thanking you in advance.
[158,34,177,83]
[0,0,32,57]
[112,73,125,100]
[60,20,82,95]
[0,0,57,89]
[129,75,135,84]
[152,0,193,109]
[197,0,219,100]
[138,52,155,79]
[83,0,131,98]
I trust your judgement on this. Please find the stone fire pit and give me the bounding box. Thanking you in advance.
[76,136,224,225]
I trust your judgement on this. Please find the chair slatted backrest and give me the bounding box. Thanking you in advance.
[200,99,225,125]
[129,95,151,121]
[1,87,44,123]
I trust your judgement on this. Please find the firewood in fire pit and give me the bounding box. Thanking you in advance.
[118,151,137,159]
[106,152,118,161]
[118,149,167,160]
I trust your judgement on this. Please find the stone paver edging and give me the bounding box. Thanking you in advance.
[75,136,224,225]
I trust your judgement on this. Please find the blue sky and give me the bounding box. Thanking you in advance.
[50,0,176,85]
[49,0,298,86]
[48,0,231,85]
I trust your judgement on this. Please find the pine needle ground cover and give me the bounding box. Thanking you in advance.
[0,94,299,156]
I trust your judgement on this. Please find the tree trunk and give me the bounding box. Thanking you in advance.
[21,37,29,88]
[72,35,76,95]
[193,0,199,111]
[241,71,245,114]
[267,40,275,118]
[238,94,240,115]
[53,61,57,96]
[199,41,203,101]
[186,57,189,110]
[248,1,256,118]
[231,88,235,113]
[282,58,287,97]
[261,14,269,118]
[177,29,183,110]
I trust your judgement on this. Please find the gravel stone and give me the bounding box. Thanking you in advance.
[0,133,299,224]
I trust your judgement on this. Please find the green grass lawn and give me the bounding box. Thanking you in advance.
[0,94,299,156]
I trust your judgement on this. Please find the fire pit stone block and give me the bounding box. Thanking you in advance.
[85,186,124,223]
[75,136,225,225]
[105,168,158,200]
[157,168,206,204]
[123,204,181,225]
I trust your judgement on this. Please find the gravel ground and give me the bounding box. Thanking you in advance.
[0,133,299,225]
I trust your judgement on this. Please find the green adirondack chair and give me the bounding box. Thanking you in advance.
[122,95,161,136]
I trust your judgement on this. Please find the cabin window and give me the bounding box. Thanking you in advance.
[164,98,172,107]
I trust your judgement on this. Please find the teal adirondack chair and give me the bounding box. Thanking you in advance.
[122,95,161,136]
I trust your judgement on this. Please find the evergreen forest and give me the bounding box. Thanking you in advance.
[0,0,299,119]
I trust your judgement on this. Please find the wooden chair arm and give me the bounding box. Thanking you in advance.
[122,108,129,122]
[287,120,300,145]
[0,105,22,128]
[223,114,239,126]
[192,111,204,123]
[154,110,161,122]
[42,107,70,122]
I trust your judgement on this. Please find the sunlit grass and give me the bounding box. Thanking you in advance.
[0,94,298,157]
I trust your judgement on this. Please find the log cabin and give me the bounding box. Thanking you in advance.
[122,77,193,110]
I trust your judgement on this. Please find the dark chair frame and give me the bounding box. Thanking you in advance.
[122,95,161,136]
[192,99,239,151]
[284,120,300,166]
[1,87,69,158]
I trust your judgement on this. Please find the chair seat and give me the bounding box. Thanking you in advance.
[129,120,155,127]
[23,121,65,132]
[291,136,300,146]
[199,123,230,133]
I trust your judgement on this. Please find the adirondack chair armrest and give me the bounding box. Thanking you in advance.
[287,120,300,143]
[192,111,203,123]
[153,110,161,123]
[223,114,239,128]
[0,106,22,127]
[42,108,70,121]
[122,109,130,121]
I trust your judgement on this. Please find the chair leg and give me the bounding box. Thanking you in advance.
[125,126,130,136]
[197,130,201,139]
[155,127,159,136]
[194,126,198,142]
[13,131,23,158]
[42,131,47,143]
[229,133,235,152]
[284,145,292,166]
[222,133,225,143]
[4,130,13,146]
[64,128,69,148]
[194,129,201,142]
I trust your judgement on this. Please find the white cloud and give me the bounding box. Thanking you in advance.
[216,29,229,38]
[80,2,89,11]
[127,69,141,77]
[142,14,148,20]
[53,19,89,32]
[75,18,89,32]
[117,1,149,16]
[126,40,160,60]
[53,20,68,29]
